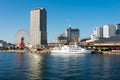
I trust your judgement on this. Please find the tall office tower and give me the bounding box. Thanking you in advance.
[66,27,80,42]
[115,24,120,35]
[30,8,47,46]
[103,24,116,38]
[93,27,103,39]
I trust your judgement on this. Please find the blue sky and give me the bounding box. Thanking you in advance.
[0,0,120,43]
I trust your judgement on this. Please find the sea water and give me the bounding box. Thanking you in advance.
[0,52,120,80]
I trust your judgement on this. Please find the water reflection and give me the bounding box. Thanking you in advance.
[51,53,86,57]
[15,53,27,80]
[86,55,111,79]
[44,54,87,79]
[102,56,111,79]
[27,53,45,80]
[44,54,120,80]
[16,53,45,80]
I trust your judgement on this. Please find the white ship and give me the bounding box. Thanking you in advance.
[51,42,93,54]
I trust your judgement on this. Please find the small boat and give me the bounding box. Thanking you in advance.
[51,42,93,54]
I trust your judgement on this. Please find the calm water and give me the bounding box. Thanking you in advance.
[0,52,120,80]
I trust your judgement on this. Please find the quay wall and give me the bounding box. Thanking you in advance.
[0,50,28,53]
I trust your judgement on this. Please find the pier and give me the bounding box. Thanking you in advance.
[84,42,120,55]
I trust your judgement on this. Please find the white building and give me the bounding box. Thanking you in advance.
[103,24,116,38]
[93,27,103,39]
[30,8,47,46]
[0,43,3,47]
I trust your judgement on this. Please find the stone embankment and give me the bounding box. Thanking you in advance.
[0,50,27,53]
[0,49,51,54]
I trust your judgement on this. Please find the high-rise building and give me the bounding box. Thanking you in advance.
[103,24,116,38]
[30,8,47,46]
[93,27,103,39]
[66,27,80,42]
[115,24,120,35]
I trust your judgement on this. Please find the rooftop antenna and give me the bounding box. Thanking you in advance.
[69,24,71,27]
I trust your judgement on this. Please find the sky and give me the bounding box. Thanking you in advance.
[0,0,120,43]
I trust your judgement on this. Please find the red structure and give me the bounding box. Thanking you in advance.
[19,37,25,49]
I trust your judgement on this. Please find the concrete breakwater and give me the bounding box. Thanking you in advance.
[0,50,28,53]
[0,49,51,54]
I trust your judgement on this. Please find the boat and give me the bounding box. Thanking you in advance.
[51,42,93,54]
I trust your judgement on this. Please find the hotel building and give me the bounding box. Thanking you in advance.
[30,8,47,46]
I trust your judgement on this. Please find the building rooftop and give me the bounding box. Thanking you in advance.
[32,8,45,11]
[95,34,120,43]
[67,27,79,31]
[36,8,44,9]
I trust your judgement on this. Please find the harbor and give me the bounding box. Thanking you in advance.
[1,0,120,80]
[1,41,120,55]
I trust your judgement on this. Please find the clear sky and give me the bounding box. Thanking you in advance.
[0,0,120,43]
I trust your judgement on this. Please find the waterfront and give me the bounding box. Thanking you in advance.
[0,53,120,80]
